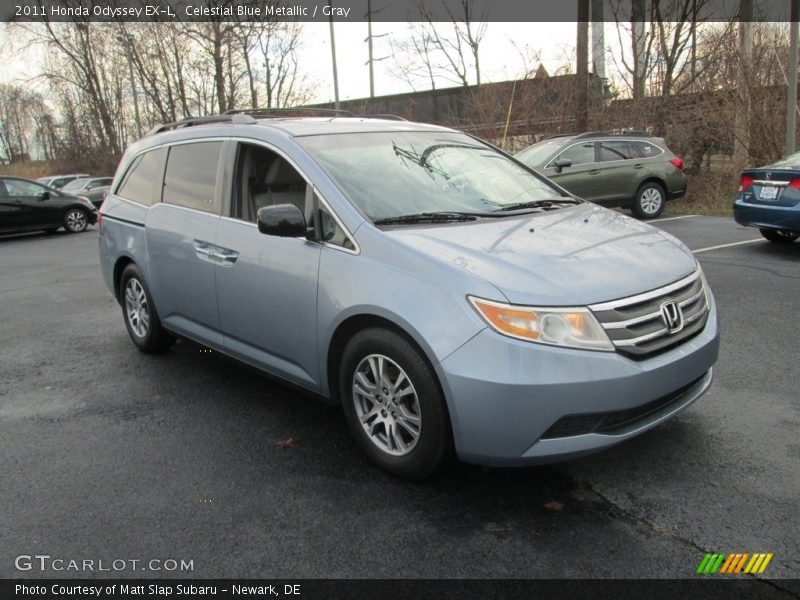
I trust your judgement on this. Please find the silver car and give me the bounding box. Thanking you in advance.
[99,114,719,479]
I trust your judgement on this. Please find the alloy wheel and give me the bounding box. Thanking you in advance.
[124,278,149,338]
[639,187,663,215]
[65,209,87,232]
[352,354,422,456]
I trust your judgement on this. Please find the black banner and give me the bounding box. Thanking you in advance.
[3,579,800,600]
[1,0,796,23]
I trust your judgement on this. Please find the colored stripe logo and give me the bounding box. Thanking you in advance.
[696,553,773,574]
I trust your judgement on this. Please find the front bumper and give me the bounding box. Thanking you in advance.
[436,301,719,466]
[734,197,800,232]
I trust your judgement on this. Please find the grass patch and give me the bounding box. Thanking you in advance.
[665,170,738,217]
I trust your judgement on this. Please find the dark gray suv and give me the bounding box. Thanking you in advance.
[516,131,687,219]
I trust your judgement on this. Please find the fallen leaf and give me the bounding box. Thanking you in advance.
[543,501,564,511]
[277,437,299,449]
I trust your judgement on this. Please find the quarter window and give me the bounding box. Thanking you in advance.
[162,142,222,213]
[631,141,663,158]
[117,149,162,205]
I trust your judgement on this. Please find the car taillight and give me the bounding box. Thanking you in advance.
[739,175,754,192]
[669,157,684,170]
[788,178,800,189]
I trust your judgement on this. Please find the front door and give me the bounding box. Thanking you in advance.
[544,141,602,200]
[215,142,322,390]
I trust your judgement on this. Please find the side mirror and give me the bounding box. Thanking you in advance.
[40,191,50,201]
[257,204,308,237]
[554,158,572,173]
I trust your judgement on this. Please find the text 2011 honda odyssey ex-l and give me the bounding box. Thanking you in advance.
[99,112,719,479]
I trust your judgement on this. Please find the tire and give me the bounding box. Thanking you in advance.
[63,207,89,233]
[631,182,666,219]
[760,228,799,244]
[119,264,176,353]
[339,327,452,479]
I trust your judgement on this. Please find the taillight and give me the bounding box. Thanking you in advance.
[788,178,800,189]
[739,175,754,192]
[669,157,684,170]
[97,211,103,230]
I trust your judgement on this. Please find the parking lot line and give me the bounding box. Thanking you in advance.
[650,215,699,223]
[692,238,763,254]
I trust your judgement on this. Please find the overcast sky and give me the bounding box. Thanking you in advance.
[0,21,590,103]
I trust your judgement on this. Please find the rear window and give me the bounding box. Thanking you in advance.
[116,149,162,205]
[598,141,635,161]
[162,142,222,213]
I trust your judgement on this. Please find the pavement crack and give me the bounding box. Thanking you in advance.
[572,478,800,597]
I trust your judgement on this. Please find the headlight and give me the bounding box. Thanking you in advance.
[468,296,613,351]
[697,263,712,310]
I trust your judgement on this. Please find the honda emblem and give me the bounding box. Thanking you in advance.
[660,300,684,334]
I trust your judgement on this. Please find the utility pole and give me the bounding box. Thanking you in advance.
[733,0,753,167]
[328,1,340,110]
[786,0,799,155]
[364,0,388,99]
[576,0,589,131]
[116,31,141,139]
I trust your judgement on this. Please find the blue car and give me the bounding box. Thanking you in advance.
[98,112,719,479]
[734,152,800,243]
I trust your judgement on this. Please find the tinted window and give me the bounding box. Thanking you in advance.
[162,142,222,213]
[556,142,595,166]
[632,141,663,158]
[4,179,48,196]
[117,150,162,205]
[598,141,634,162]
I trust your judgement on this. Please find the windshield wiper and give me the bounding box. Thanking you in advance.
[493,198,581,212]
[373,211,485,225]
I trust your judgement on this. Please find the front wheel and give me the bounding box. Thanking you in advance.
[631,182,666,219]
[760,228,799,244]
[119,264,175,353]
[339,328,452,479]
[63,208,89,233]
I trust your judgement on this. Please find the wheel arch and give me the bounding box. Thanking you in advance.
[324,311,444,407]
[113,255,136,303]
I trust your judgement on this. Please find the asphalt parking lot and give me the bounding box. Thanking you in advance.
[1,215,798,590]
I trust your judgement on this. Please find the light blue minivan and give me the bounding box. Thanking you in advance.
[99,113,719,478]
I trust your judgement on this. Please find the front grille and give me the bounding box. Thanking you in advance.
[590,270,709,359]
[540,374,704,439]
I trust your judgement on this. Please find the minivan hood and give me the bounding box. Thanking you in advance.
[386,204,696,305]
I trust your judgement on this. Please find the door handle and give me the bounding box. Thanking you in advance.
[633,164,645,169]
[193,240,218,261]
[588,169,600,175]
[216,248,239,265]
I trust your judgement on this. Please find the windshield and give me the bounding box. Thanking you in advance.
[62,179,89,191]
[516,139,565,167]
[299,131,569,221]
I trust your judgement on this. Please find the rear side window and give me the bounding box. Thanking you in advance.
[162,142,222,213]
[598,141,635,161]
[117,150,162,205]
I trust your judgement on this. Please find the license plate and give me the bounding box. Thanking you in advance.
[759,186,779,200]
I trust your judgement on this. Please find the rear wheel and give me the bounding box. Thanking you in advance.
[631,182,666,219]
[760,228,799,244]
[119,264,175,353]
[339,328,452,479]
[63,208,89,233]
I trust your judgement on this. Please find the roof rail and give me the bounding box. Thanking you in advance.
[574,130,651,139]
[361,114,408,121]
[147,114,256,136]
[222,107,354,118]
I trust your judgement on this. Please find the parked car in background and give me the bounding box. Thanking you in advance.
[99,113,718,479]
[36,173,91,190]
[516,131,686,219]
[0,176,97,234]
[61,176,114,208]
[733,152,800,243]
